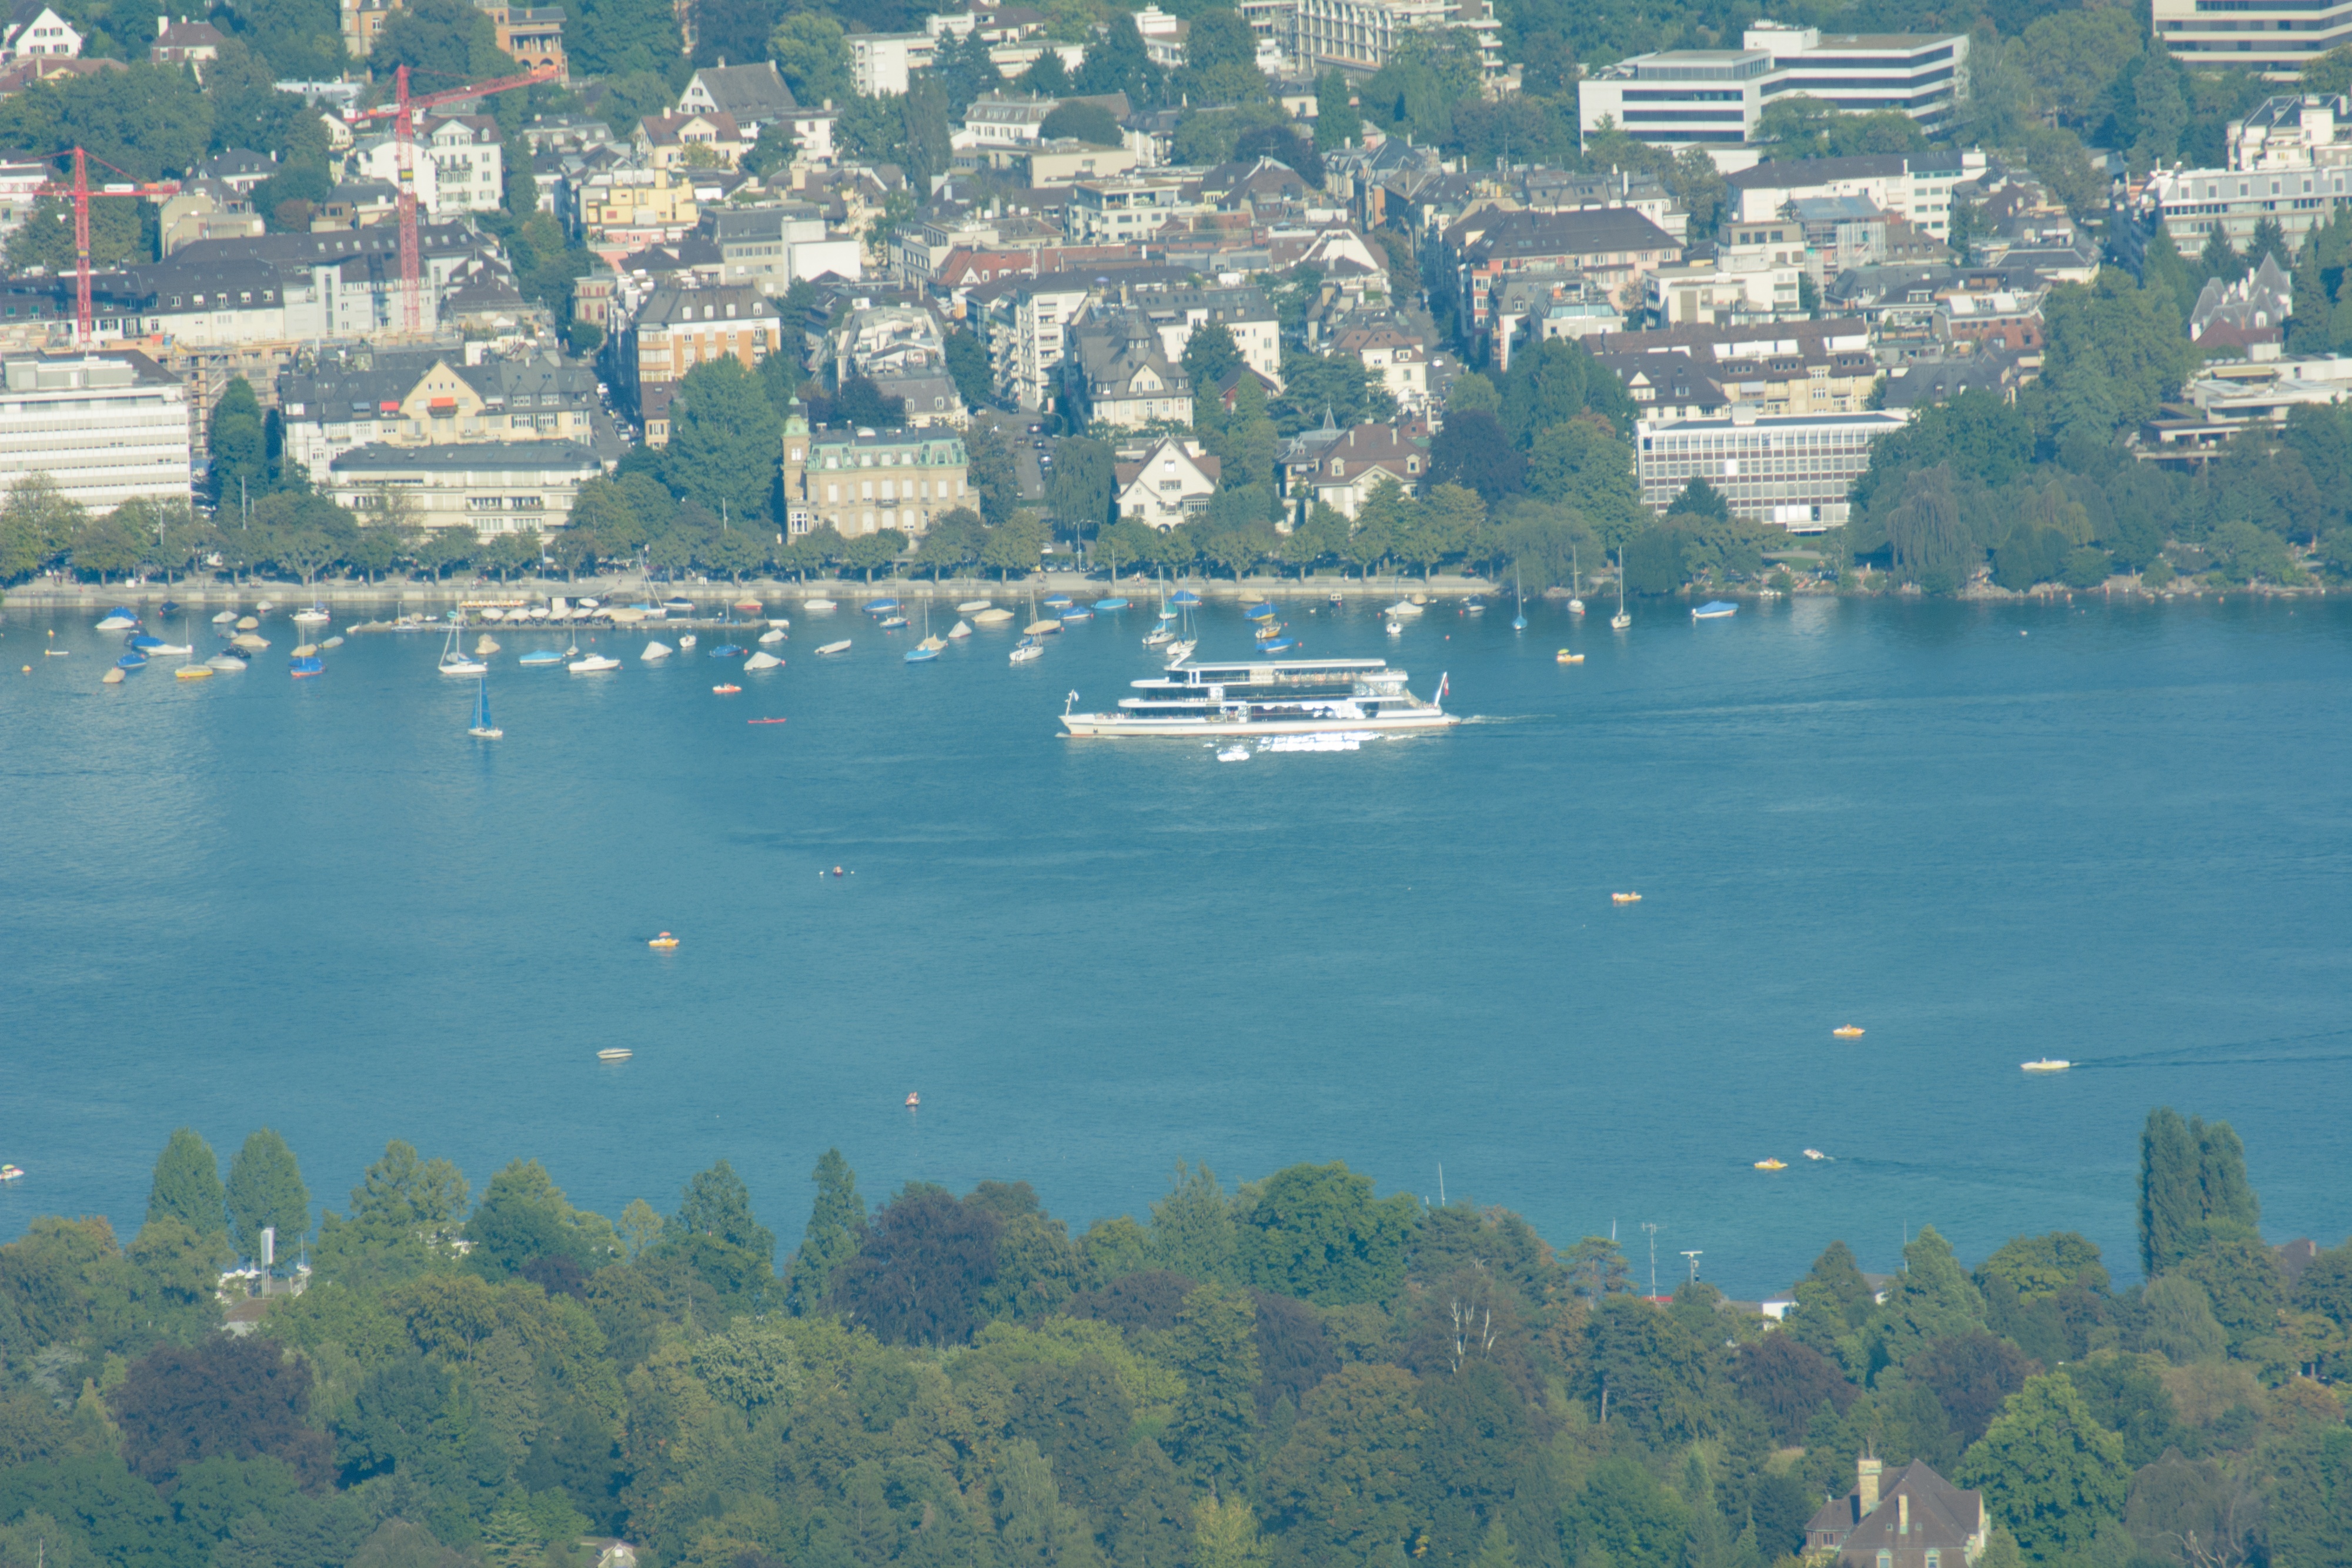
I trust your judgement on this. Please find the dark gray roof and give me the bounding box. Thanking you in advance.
[1459,207,1678,260]
[686,62,796,121]
[330,439,603,472]
[1726,152,1966,190]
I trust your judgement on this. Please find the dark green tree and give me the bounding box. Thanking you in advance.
[1167,1281,1260,1490]
[1235,1161,1417,1305]
[786,1148,864,1316]
[1957,1373,2130,1562]
[147,1128,225,1236]
[225,1130,309,1266]
[663,357,782,524]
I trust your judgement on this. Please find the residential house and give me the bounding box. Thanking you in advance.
[573,166,699,259]
[1282,419,1426,518]
[149,15,225,73]
[421,115,504,215]
[1332,325,1428,411]
[1064,310,1193,427]
[1449,207,1681,343]
[676,61,796,139]
[633,111,746,171]
[1114,435,1220,528]
[1804,1455,1986,1568]
[330,439,606,532]
[961,95,1057,152]
[2190,254,2294,350]
[780,406,971,536]
[477,1,566,82]
[1585,318,1877,417]
[1,1,81,59]
[1724,151,1977,239]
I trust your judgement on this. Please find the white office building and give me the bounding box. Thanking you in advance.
[0,354,191,515]
[1635,405,1910,530]
[2153,0,2351,78]
[1579,22,1969,152]
[850,31,933,96]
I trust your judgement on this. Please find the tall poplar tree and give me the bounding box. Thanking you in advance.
[1168,1282,1261,1490]
[2140,1107,2201,1275]
[225,1129,310,1265]
[147,1128,225,1236]
[786,1148,864,1316]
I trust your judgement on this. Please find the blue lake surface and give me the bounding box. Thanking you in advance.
[4,589,2350,1299]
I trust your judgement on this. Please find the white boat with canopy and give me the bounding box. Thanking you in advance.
[1060,657,1457,738]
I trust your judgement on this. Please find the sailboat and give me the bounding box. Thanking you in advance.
[1144,570,1176,646]
[1568,545,1586,616]
[1611,549,1631,631]
[1512,564,1527,631]
[439,620,486,676]
[468,674,503,738]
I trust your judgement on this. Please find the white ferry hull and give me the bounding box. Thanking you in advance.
[1063,710,1458,737]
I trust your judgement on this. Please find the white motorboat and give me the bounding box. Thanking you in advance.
[1217,745,1251,761]
[1384,600,1424,616]
[2021,1059,2072,1073]
[569,654,621,673]
[974,607,1015,624]
[1385,620,1402,636]
[293,606,330,626]
[679,634,698,649]
[96,611,138,631]
[743,650,784,670]
[210,610,238,625]
[815,640,851,656]
[640,640,672,660]
[947,620,972,639]
[1063,657,1457,738]
[205,654,248,672]
[757,628,786,644]
[803,597,837,610]
[146,643,192,656]
[1009,638,1044,664]
[956,600,992,613]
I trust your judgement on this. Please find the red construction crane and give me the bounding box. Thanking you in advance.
[34,149,180,347]
[347,61,558,335]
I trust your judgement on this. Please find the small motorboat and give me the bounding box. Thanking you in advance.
[1465,601,1487,616]
[974,607,1015,624]
[947,620,972,639]
[1385,620,1403,636]
[878,616,909,630]
[906,1091,920,1108]
[232,634,269,651]
[713,683,741,694]
[709,644,746,658]
[321,636,344,649]
[905,646,939,663]
[255,600,276,613]
[127,633,166,651]
[743,651,783,670]
[804,597,838,611]
[816,640,851,656]
[211,610,238,625]
[679,634,698,650]
[865,597,901,612]
[647,932,679,949]
[1025,620,1061,636]
[1754,1158,1787,1171]
[1611,892,1642,905]
[521,649,564,666]
[662,597,696,613]
[96,609,139,631]
[205,654,246,672]
[474,635,500,655]
[294,606,330,626]
[236,616,259,630]
[1259,637,1297,653]
[1693,601,1738,620]
[291,643,318,658]
[116,651,148,670]
[757,628,786,644]
[1058,608,1093,623]
[1043,593,1073,609]
[0,1165,22,1181]
[956,600,992,613]
[1832,1026,1865,1039]
[42,648,66,656]
[2022,1059,2072,1073]
[1094,597,1130,610]
[748,717,788,725]
[289,656,324,677]
[1556,650,1585,664]
[176,665,213,681]
[1803,1149,1832,1161]
[569,654,621,673]
[599,1048,633,1061]
[735,600,762,615]
[102,667,125,684]
[1245,603,1277,621]
[1010,638,1043,664]
[766,618,791,630]
[1385,600,1424,617]
[637,641,671,661]
[1217,745,1250,762]
[144,642,192,656]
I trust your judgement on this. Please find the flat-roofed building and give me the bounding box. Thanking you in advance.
[1579,22,1968,151]
[0,352,189,514]
[1635,404,1910,530]
[330,439,605,532]
[2153,0,2350,78]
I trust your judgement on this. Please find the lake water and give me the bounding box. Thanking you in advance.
[4,589,2350,1300]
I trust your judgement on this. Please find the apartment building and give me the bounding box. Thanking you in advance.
[781,411,971,537]
[107,223,499,342]
[2140,158,2352,250]
[1634,404,1911,530]
[277,348,599,484]
[1289,0,1499,78]
[1449,208,1681,340]
[0,353,188,514]
[1587,319,1879,418]
[1579,22,1969,150]
[330,440,605,533]
[2153,0,2349,77]
[970,272,1100,412]
[572,165,699,256]
[617,283,783,442]
[477,1,566,82]
[1067,176,1202,245]
[850,31,933,95]
[1064,311,1194,427]
[1723,151,1977,238]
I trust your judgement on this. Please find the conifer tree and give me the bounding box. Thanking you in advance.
[225,1129,310,1265]
[147,1128,225,1235]
[2140,1107,2202,1275]
[1168,1282,1261,1491]
[786,1148,864,1316]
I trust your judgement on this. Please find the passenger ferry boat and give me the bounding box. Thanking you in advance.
[1060,657,1458,738]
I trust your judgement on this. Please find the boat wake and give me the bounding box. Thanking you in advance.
[1458,713,1548,724]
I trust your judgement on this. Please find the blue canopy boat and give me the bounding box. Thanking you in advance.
[1244,603,1277,620]
[519,649,563,665]
[1170,590,1201,606]
[710,644,746,657]
[1692,601,1738,620]
[904,646,940,663]
[116,651,148,669]
[1093,597,1130,610]
[865,599,900,613]
[289,655,324,677]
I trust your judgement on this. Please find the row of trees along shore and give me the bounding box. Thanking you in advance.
[0,1108,2344,1568]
